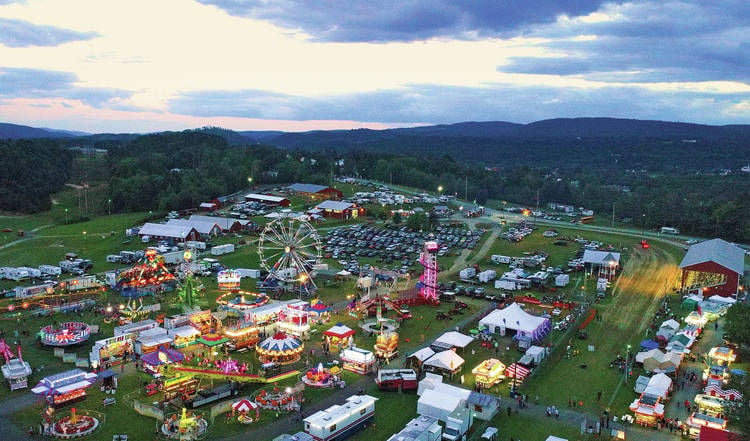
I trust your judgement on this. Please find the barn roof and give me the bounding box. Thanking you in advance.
[680,239,745,275]
[189,215,241,231]
[166,219,218,235]
[139,223,196,239]
[288,183,330,193]
[316,200,354,211]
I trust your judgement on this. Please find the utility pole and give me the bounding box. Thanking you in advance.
[611,202,615,228]
[464,176,468,201]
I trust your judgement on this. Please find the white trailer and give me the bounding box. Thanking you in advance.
[185,241,206,250]
[459,267,476,279]
[477,270,497,283]
[17,267,41,278]
[2,268,30,281]
[38,265,62,277]
[304,395,377,441]
[660,227,680,235]
[14,282,55,298]
[235,268,261,278]
[494,279,519,291]
[106,255,123,263]
[555,274,570,287]
[161,250,185,265]
[210,244,235,256]
[62,275,99,291]
[490,255,511,264]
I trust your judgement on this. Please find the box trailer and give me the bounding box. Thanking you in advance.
[660,227,680,235]
[490,255,511,264]
[106,254,123,263]
[494,279,520,291]
[235,268,261,278]
[210,244,235,256]
[14,282,55,298]
[62,275,99,291]
[185,241,206,251]
[161,251,185,265]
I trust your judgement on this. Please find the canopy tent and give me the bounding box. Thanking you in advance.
[409,347,436,363]
[545,437,569,441]
[478,303,551,341]
[434,331,474,350]
[417,388,466,422]
[324,324,355,339]
[636,349,683,373]
[643,373,672,399]
[423,350,464,373]
[640,340,659,350]
[232,399,258,413]
[660,319,680,331]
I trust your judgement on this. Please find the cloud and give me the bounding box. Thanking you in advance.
[501,1,750,83]
[196,0,608,42]
[0,17,98,47]
[169,83,750,125]
[0,67,133,107]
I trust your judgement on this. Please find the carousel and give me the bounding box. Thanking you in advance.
[231,399,260,424]
[39,322,91,347]
[256,333,304,365]
[50,407,100,439]
[162,408,208,440]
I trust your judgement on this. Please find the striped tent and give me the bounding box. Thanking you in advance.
[505,363,530,381]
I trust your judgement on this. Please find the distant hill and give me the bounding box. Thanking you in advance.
[0,122,79,139]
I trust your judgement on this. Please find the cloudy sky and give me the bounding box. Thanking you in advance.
[1,0,749,132]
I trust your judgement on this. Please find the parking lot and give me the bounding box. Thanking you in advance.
[323,224,486,274]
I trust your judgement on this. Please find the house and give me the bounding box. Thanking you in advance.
[287,183,343,201]
[199,202,218,211]
[315,200,365,220]
[244,193,291,207]
[138,223,200,242]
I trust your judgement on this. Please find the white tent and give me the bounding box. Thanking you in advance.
[410,347,436,363]
[417,372,444,396]
[434,331,474,349]
[643,373,672,399]
[545,437,569,441]
[478,303,551,340]
[423,350,465,373]
[660,319,680,331]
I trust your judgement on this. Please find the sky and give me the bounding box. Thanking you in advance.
[1,0,749,133]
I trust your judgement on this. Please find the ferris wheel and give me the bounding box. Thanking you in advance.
[258,217,322,294]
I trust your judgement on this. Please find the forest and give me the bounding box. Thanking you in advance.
[1,130,749,241]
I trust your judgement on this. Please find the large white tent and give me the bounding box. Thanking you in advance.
[643,373,672,399]
[423,350,464,373]
[434,331,474,349]
[478,302,551,341]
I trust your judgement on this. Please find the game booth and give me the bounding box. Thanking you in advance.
[256,333,304,365]
[32,369,98,408]
[472,359,506,389]
[89,334,135,369]
[708,347,737,366]
[628,393,665,427]
[324,324,355,350]
[135,328,174,356]
[307,299,331,323]
[686,412,727,437]
[277,301,311,337]
[169,326,202,348]
[341,347,376,375]
[217,270,242,291]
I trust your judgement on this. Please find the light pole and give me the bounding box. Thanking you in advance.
[437,185,443,196]
[65,208,69,224]
[107,199,112,216]
[623,344,631,383]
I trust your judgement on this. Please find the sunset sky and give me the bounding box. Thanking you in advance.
[1,0,749,132]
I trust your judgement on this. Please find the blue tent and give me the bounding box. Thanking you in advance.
[640,339,659,350]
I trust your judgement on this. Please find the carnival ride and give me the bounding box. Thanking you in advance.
[374,331,399,362]
[178,249,205,310]
[115,249,176,298]
[0,339,32,390]
[256,332,304,365]
[253,387,302,412]
[161,407,208,440]
[258,217,322,296]
[302,363,337,388]
[163,363,300,385]
[50,407,100,438]
[38,322,91,347]
[417,241,440,303]
[215,291,269,311]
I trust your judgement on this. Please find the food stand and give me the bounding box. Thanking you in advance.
[324,324,355,350]
[707,347,737,366]
[341,347,375,374]
[168,326,201,348]
[374,331,399,362]
[472,359,506,388]
[628,393,664,427]
[277,301,310,337]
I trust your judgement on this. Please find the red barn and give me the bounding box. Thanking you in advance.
[287,183,343,201]
[680,239,745,298]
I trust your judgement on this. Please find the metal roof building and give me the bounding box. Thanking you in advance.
[680,239,745,297]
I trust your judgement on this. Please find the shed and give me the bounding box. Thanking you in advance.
[467,391,500,420]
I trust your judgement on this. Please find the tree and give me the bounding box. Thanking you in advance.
[724,302,750,347]
[406,212,428,231]
[391,212,402,225]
